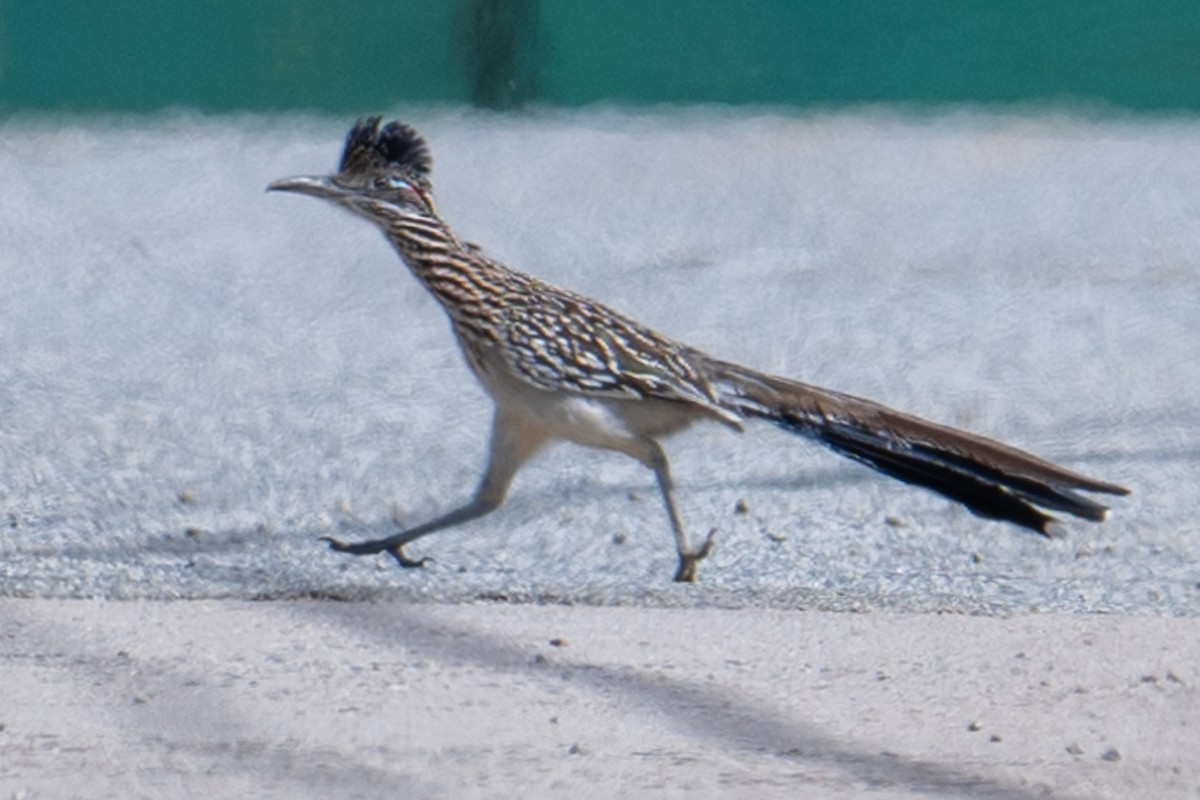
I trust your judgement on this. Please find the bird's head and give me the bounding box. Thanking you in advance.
[268,117,437,226]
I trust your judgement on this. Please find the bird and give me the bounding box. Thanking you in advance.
[268,117,1129,583]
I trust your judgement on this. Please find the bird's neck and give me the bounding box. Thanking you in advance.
[381,211,461,263]
[381,214,517,336]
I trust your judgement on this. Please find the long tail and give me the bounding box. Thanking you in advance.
[702,357,1129,535]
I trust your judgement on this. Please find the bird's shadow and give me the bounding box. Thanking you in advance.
[299,599,1089,800]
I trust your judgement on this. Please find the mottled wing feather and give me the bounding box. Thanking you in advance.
[491,279,739,423]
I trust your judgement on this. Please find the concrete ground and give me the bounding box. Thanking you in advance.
[2,600,1197,799]
[1,109,1197,797]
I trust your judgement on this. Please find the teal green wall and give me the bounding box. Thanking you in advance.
[2,1,1198,113]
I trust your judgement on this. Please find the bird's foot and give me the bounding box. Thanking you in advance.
[672,528,717,583]
[320,536,430,569]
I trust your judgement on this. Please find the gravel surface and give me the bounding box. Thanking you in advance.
[0,109,1195,612]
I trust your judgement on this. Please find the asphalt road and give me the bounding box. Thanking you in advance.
[0,109,1195,610]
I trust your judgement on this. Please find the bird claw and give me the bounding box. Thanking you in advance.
[673,528,717,583]
[389,547,431,569]
[320,536,430,569]
[320,535,383,555]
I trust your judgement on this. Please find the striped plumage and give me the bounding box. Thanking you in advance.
[269,117,1128,583]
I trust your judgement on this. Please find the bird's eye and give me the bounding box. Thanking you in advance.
[376,174,410,191]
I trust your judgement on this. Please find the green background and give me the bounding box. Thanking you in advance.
[1,1,1197,113]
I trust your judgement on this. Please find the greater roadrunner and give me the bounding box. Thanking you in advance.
[269,117,1129,583]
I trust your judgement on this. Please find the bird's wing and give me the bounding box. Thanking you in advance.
[494,286,742,426]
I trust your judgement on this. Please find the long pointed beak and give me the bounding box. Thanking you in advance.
[266,174,347,200]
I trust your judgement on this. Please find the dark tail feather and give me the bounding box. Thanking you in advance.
[703,358,1129,535]
[815,421,1103,535]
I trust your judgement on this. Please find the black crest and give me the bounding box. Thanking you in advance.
[338,117,433,179]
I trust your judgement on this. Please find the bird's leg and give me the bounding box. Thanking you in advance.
[324,499,499,567]
[323,408,548,568]
[630,437,715,583]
